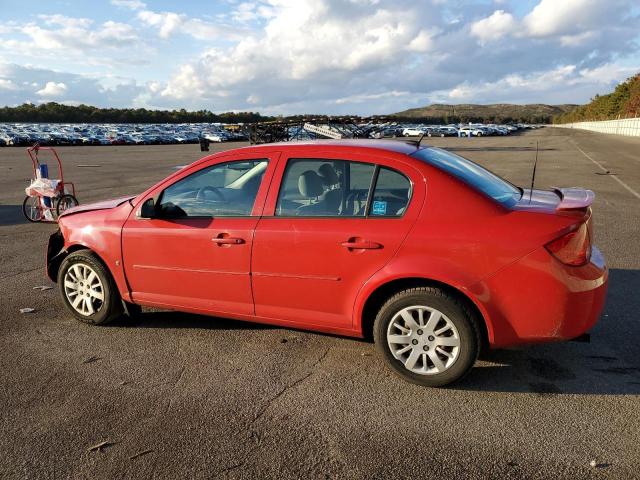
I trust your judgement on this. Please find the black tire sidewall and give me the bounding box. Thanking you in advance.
[56,195,79,216]
[374,290,478,387]
[22,196,42,222]
[57,251,120,325]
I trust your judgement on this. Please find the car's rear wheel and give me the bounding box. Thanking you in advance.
[58,250,123,325]
[373,287,479,387]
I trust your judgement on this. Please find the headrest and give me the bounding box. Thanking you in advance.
[298,170,324,198]
[318,163,339,186]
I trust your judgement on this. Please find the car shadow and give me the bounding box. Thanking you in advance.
[105,268,639,395]
[108,310,274,332]
[0,204,27,226]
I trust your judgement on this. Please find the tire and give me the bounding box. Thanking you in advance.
[373,287,479,387]
[23,196,43,222]
[57,250,123,325]
[56,194,79,216]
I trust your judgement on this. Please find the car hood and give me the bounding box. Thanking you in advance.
[59,196,135,217]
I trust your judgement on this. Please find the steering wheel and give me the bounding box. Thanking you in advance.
[196,186,225,201]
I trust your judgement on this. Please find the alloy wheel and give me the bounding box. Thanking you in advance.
[63,263,105,316]
[386,305,461,375]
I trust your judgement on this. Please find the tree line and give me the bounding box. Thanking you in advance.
[0,102,272,124]
[554,73,640,123]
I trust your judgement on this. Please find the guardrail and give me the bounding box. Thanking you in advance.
[554,117,640,137]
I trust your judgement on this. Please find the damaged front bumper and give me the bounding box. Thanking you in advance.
[46,229,65,282]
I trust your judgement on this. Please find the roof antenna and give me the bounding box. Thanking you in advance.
[528,140,539,203]
[407,132,426,149]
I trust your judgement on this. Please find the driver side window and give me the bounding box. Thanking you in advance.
[158,159,269,218]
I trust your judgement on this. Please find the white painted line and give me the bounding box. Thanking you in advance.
[573,142,640,200]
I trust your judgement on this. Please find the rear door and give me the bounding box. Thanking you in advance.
[122,152,279,315]
[251,151,424,330]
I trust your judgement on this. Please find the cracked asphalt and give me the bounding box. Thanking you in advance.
[1,128,639,479]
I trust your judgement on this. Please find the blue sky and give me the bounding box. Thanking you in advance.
[0,0,638,114]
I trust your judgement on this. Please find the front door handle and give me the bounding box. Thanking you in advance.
[341,238,382,250]
[212,237,245,245]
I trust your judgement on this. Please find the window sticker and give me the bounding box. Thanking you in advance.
[372,200,387,215]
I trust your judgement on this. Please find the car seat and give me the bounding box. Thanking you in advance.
[297,170,343,216]
[317,163,342,214]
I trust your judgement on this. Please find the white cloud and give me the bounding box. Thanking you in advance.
[18,15,139,53]
[160,0,439,103]
[522,0,607,37]
[0,63,147,108]
[335,90,411,105]
[36,81,68,97]
[111,0,146,9]
[135,6,248,41]
[1,0,639,113]
[470,10,517,43]
[471,0,633,46]
[0,78,18,90]
[440,63,639,105]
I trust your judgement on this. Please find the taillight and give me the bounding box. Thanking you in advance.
[545,223,591,266]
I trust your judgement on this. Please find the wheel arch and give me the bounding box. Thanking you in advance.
[358,276,491,350]
[52,244,118,289]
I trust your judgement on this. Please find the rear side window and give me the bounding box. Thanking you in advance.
[369,167,412,217]
[275,159,412,218]
[276,159,375,216]
[412,147,521,206]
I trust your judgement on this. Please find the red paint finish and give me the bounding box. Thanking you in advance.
[51,141,608,348]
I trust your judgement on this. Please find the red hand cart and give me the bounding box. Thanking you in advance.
[23,144,79,222]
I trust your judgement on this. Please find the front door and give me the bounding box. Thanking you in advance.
[122,155,277,315]
[251,155,423,329]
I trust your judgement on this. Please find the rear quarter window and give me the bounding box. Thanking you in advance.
[411,147,521,207]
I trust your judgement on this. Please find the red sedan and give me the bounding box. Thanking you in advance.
[46,140,608,386]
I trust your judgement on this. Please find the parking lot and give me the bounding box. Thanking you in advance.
[1,128,639,478]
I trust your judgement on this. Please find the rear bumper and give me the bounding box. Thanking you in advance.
[470,246,608,348]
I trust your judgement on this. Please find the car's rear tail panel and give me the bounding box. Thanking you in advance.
[471,187,607,347]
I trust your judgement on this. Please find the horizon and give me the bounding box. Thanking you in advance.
[0,1,639,115]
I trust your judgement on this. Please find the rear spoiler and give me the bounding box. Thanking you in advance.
[553,187,595,210]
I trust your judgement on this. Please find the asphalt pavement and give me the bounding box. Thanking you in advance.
[1,128,639,479]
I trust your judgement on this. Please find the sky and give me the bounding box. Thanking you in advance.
[0,0,638,115]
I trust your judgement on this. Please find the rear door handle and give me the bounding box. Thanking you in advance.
[341,239,382,250]
[212,237,245,245]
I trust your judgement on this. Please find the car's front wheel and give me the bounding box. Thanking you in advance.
[374,287,479,387]
[58,250,123,325]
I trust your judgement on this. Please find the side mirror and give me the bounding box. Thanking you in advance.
[138,198,157,218]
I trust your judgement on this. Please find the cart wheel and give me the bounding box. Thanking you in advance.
[23,196,43,222]
[56,194,79,216]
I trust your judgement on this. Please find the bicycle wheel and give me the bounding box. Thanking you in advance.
[23,196,43,222]
[56,194,79,216]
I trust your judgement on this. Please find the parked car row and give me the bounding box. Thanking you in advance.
[397,123,543,138]
[0,123,247,147]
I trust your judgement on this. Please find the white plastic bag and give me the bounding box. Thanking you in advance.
[25,178,60,197]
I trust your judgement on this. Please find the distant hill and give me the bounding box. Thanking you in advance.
[554,73,640,123]
[392,103,578,124]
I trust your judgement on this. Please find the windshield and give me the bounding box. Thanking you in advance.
[411,147,521,206]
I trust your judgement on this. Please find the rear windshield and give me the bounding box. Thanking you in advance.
[411,147,521,207]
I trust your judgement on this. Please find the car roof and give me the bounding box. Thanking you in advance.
[233,139,423,156]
